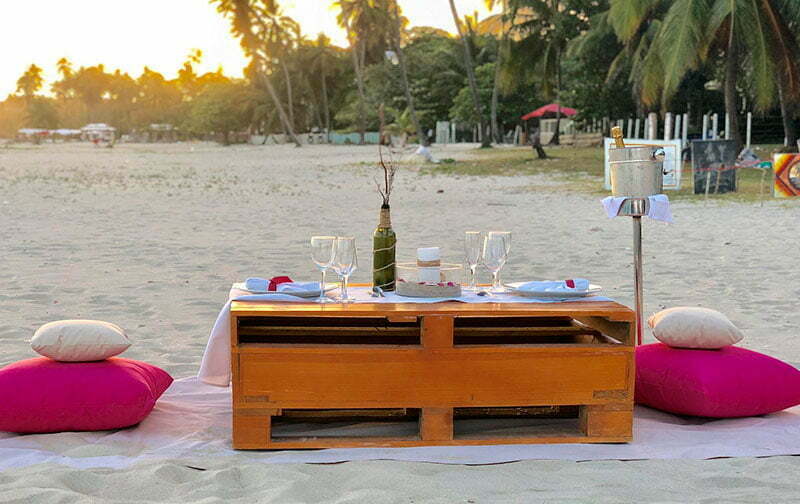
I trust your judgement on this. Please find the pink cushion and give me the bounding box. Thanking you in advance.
[636,343,800,418]
[0,357,172,433]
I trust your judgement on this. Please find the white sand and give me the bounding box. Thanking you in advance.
[0,142,799,502]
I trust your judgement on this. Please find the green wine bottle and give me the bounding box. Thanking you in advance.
[373,204,397,291]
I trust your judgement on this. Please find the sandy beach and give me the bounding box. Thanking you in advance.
[1,142,799,502]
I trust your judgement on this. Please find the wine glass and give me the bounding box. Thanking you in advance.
[332,237,358,303]
[310,236,336,303]
[483,231,510,293]
[490,231,512,285]
[464,231,482,291]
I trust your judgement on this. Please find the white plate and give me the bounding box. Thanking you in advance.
[505,282,603,298]
[233,282,338,298]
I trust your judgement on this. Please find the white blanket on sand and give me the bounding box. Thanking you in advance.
[2,377,800,470]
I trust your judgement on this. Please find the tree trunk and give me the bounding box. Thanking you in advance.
[392,1,427,146]
[448,0,491,148]
[531,126,547,159]
[258,70,302,147]
[490,60,501,144]
[280,60,295,129]
[228,2,301,148]
[778,79,798,149]
[348,34,368,145]
[724,11,742,152]
[321,56,331,142]
[490,0,507,144]
[548,52,562,145]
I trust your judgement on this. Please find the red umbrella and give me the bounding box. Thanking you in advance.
[521,103,577,120]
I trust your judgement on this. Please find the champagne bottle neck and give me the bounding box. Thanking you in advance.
[379,207,392,228]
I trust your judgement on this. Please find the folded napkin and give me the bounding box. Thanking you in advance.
[601,194,673,223]
[516,278,590,293]
[244,276,293,292]
[276,282,322,293]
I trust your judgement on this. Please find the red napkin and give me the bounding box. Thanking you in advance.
[268,276,293,291]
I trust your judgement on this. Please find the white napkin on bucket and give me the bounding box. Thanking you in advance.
[515,278,590,293]
[601,194,673,223]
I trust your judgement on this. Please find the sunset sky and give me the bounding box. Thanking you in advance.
[0,0,496,98]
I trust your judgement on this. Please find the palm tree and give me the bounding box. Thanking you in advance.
[448,0,492,147]
[600,0,800,151]
[484,0,509,143]
[387,0,427,145]
[335,0,374,145]
[213,0,302,147]
[260,6,301,128]
[16,64,44,101]
[503,1,593,145]
[309,33,335,140]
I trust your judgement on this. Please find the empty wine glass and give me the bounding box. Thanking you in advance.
[483,231,511,293]
[490,231,511,285]
[464,231,482,291]
[310,236,336,303]
[332,237,358,303]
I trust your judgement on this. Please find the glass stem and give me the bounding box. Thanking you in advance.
[492,271,500,291]
[319,269,326,301]
[469,265,477,290]
[342,274,349,300]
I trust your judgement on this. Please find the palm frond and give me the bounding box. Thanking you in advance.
[608,0,662,43]
[654,0,710,108]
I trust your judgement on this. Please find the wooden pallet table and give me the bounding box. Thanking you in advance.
[230,293,635,449]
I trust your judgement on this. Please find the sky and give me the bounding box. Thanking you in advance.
[0,0,496,98]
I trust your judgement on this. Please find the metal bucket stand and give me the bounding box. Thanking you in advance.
[617,198,647,345]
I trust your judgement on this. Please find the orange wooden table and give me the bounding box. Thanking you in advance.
[230,291,635,449]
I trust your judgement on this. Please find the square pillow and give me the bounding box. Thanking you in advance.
[0,357,172,433]
[31,319,131,362]
[648,307,743,349]
[636,343,800,418]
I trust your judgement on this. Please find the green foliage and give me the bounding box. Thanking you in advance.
[185,81,255,144]
[450,62,540,129]
[25,97,59,129]
[15,64,44,98]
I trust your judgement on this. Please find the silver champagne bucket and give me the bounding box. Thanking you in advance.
[608,146,665,198]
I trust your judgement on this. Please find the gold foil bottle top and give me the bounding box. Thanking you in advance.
[611,126,625,148]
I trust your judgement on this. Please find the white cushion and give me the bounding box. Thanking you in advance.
[648,307,744,349]
[31,320,131,362]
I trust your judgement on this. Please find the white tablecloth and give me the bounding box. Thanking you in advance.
[197,286,614,386]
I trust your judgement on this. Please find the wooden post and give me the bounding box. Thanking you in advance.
[626,118,633,139]
[664,112,673,140]
[673,114,681,144]
[634,118,641,139]
[420,408,454,441]
[746,112,752,149]
[421,315,454,348]
[704,170,712,202]
[580,403,633,438]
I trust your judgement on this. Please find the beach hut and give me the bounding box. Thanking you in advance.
[81,123,116,146]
